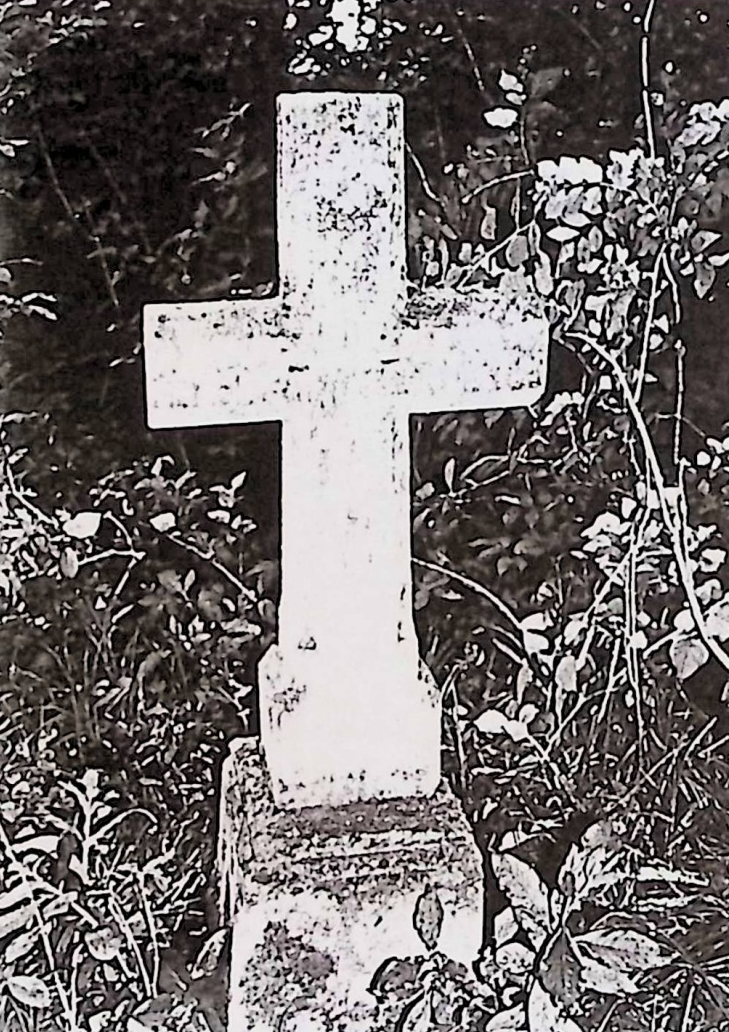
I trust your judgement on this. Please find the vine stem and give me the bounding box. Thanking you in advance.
[461,169,534,206]
[568,330,729,675]
[640,0,659,160]
[412,556,523,636]
[165,530,257,603]
[405,142,442,206]
[633,243,667,403]
[673,339,686,470]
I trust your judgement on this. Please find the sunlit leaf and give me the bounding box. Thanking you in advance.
[59,547,79,578]
[6,974,50,1009]
[527,979,582,1032]
[150,512,176,532]
[190,928,228,980]
[4,929,37,964]
[486,1004,527,1031]
[557,820,629,910]
[63,511,101,539]
[669,636,709,680]
[492,853,551,949]
[413,885,443,952]
[575,927,672,976]
[495,941,535,978]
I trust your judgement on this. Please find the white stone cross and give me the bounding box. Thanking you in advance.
[144,92,547,811]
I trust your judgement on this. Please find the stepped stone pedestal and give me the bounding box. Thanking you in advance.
[218,739,485,1031]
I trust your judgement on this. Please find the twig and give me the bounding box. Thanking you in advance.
[640,0,659,160]
[633,243,667,402]
[81,129,152,255]
[461,169,534,206]
[673,339,686,470]
[36,122,120,313]
[445,4,487,95]
[412,556,523,636]
[137,872,161,996]
[166,531,257,603]
[81,198,120,312]
[405,142,442,206]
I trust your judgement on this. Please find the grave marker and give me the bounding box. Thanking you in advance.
[143,90,548,1030]
[144,92,546,811]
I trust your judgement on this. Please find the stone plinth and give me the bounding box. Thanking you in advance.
[217,739,484,1031]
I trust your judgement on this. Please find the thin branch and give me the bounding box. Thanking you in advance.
[412,556,523,635]
[36,123,120,312]
[81,129,152,255]
[405,142,442,207]
[81,198,120,312]
[445,4,487,95]
[673,339,686,470]
[461,169,534,206]
[633,242,667,402]
[569,330,729,675]
[640,0,659,160]
[165,531,257,603]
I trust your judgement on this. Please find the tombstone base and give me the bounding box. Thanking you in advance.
[217,738,484,1032]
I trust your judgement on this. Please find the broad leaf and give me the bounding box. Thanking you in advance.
[0,905,33,939]
[669,637,709,680]
[6,974,50,1009]
[62,510,101,539]
[413,885,444,952]
[399,991,432,1032]
[485,1003,527,1031]
[494,906,520,949]
[4,930,37,964]
[190,928,228,980]
[474,709,530,742]
[527,980,583,1032]
[556,820,629,910]
[496,941,536,979]
[492,853,551,950]
[575,928,672,978]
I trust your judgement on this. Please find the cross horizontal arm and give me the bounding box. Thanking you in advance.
[384,290,548,413]
[144,298,303,428]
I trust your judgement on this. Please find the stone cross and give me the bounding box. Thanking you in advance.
[144,92,546,811]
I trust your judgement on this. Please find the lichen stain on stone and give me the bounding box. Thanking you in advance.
[242,921,336,1027]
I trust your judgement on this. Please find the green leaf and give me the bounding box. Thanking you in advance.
[492,853,551,950]
[669,636,709,679]
[526,980,582,1032]
[495,941,536,978]
[505,233,529,268]
[6,974,50,1009]
[59,546,79,578]
[413,885,444,952]
[573,928,672,994]
[62,510,101,540]
[693,261,716,299]
[0,905,33,940]
[556,821,629,910]
[485,1004,527,1031]
[190,928,228,980]
[547,226,579,243]
[4,930,37,964]
[399,991,432,1032]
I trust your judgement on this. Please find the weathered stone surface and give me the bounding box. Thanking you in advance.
[218,739,484,1031]
[144,92,548,810]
